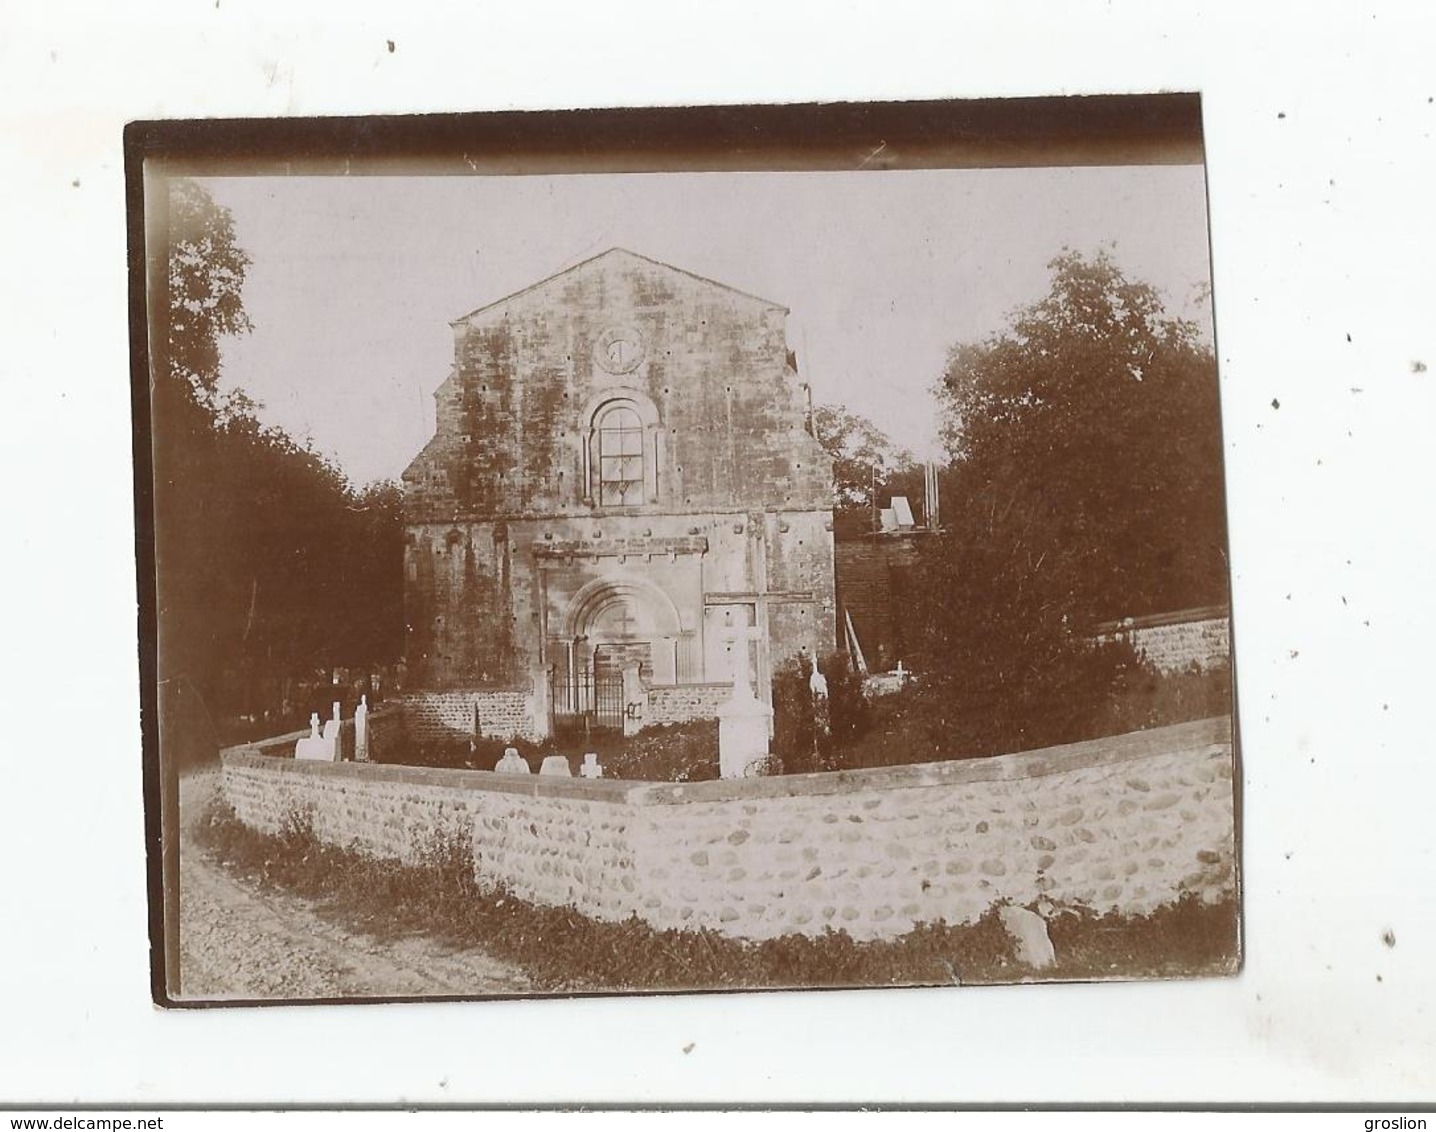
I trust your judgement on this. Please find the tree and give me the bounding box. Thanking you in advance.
[935,248,1227,624]
[152,180,406,755]
[906,249,1227,755]
[811,403,923,536]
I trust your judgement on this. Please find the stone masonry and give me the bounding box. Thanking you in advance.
[642,682,734,727]
[221,716,1237,943]
[1093,606,1231,674]
[400,248,837,716]
[395,689,540,744]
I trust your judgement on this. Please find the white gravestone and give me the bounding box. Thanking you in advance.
[580,752,604,779]
[539,755,572,777]
[494,747,532,774]
[354,695,369,762]
[718,625,773,779]
[319,701,342,760]
[295,712,331,761]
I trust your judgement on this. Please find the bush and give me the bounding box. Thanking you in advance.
[372,720,719,782]
[1097,658,1234,735]
[773,650,872,775]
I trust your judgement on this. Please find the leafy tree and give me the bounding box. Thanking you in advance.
[906,249,1227,755]
[164,178,253,407]
[935,248,1227,625]
[151,180,405,755]
[811,403,923,537]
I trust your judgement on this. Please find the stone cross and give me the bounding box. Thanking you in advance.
[295,711,330,761]
[714,607,762,699]
[580,752,603,779]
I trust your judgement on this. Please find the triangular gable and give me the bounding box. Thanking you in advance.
[451,247,789,325]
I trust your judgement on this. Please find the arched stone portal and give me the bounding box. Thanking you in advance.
[560,575,686,687]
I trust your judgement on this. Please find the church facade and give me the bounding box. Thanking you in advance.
[400,249,836,734]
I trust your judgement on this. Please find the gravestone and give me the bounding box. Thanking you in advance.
[354,695,369,762]
[579,752,604,779]
[494,747,532,774]
[320,701,342,760]
[539,755,572,777]
[294,713,331,761]
[717,635,772,779]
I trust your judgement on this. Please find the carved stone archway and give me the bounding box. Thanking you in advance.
[560,574,684,686]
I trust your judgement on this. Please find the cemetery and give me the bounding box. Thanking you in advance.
[166,212,1237,987]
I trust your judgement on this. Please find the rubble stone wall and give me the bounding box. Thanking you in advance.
[220,716,1236,942]
[643,682,734,726]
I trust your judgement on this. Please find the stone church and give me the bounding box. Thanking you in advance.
[400,248,836,734]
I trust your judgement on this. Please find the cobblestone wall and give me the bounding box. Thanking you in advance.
[1094,607,1231,673]
[643,682,734,726]
[396,689,538,743]
[220,716,1236,942]
[221,757,641,919]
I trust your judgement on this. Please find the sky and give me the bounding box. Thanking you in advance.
[201,164,1213,487]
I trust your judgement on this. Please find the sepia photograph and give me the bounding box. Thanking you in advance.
[132,96,1239,1004]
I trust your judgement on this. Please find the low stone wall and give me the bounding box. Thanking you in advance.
[1094,607,1231,674]
[397,688,539,744]
[220,716,1236,943]
[644,682,734,727]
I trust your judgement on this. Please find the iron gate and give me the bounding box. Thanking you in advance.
[550,667,625,736]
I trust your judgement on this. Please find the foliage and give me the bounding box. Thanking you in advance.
[902,249,1227,755]
[823,655,1230,770]
[771,655,819,771]
[772,651,871,774]
[1094,658,1234,738]
[152,180,406,759]
[934,248,1227,624]
[376,720,720,783]
[811,403,925,537]
[197,797,1239,991]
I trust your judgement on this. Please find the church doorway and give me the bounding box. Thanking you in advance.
[588,597,655,682]
[551,578,681,735]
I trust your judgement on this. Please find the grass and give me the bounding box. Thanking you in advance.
[195,798,1239,994]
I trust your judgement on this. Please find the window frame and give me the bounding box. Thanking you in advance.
[581,390,662,509]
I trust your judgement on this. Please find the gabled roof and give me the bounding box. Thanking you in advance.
[451,247,789,325]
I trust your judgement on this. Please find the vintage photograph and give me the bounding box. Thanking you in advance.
[133,97,1239,1003]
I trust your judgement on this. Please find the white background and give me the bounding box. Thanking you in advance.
[2,0,1434,1107]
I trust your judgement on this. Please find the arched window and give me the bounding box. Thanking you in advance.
[594,401,646,506]
[580,389,661,508]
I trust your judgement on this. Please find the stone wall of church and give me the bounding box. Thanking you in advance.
[400,251,838,692]
[402,250,832,524]
[221,716,1235,944]
[404,510,837,692]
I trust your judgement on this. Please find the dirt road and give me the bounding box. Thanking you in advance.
[176,771,531,1001]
